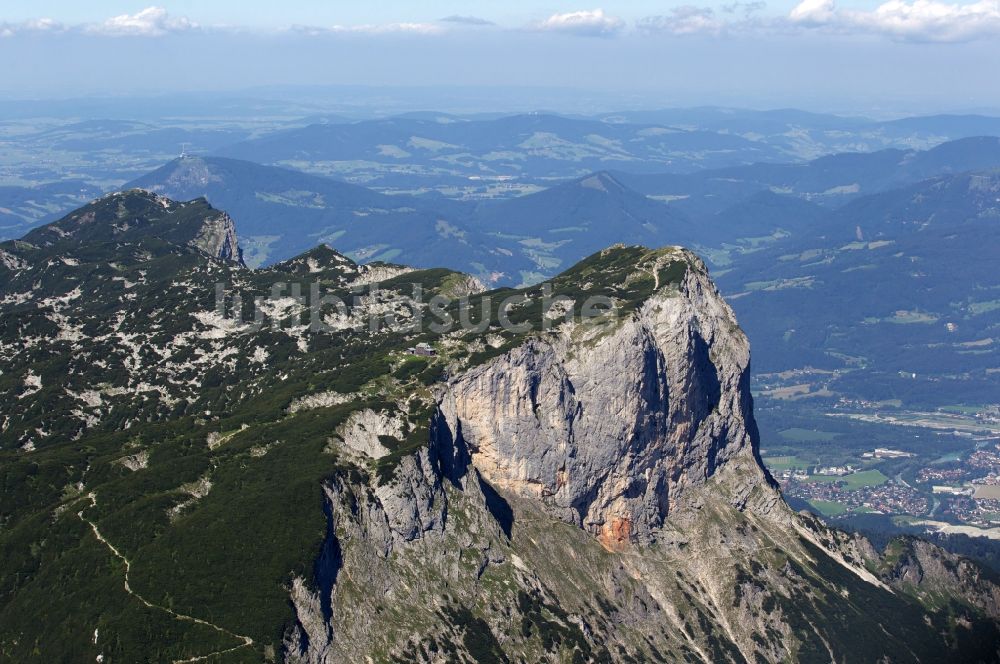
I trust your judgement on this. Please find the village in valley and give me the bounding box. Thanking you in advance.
[760,400,1000,539]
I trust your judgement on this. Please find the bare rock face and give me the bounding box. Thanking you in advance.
[150,155,225,191]
[372,447,449,544]
[189,210,242,264]
[438,251,773,548]
[880,536,1000,616]
[334,408,405,459]
[283,246,1000,664]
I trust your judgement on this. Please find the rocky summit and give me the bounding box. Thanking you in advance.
[1,193,999,663]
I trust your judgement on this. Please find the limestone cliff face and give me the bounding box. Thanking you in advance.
[282,246,1000,664]
[880,535,1000,616]
[437,251,772,548]
[189,210,242,264]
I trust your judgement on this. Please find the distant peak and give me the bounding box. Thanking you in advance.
[273,243,358,275]
[146,155,224,190]
[97,188,177,208]
[579,171,623,193]
[21,190,242,266]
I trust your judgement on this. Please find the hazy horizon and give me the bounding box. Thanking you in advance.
[3,2,1000,114]
[2,83,1000,120]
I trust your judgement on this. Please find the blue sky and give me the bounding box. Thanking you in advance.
[0,1,960,28]
[1,3,999,111]
[4,2,804,25]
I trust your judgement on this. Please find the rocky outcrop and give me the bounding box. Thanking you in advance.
[147,155,224,192]
[349,263,414,287]
[189,210,242,264]
[879,536,1000,616]
[284,454,454,663]
[282,245,1000,664]
[0,248,27,273]
[333,408,405,459]
[437,251,774,548]
[372,447,449,544]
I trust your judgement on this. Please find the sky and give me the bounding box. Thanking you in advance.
[0,1,932,26]
[2,2,999,113]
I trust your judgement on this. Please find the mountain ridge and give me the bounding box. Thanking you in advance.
[1,193,998,661]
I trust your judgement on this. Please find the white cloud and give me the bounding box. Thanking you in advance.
[24,18,65,32]
[294,22,444,36]
[637,2,774,36]
[789,0,1000,42]
[1,10,448,40]
[636,0,1000,40]
[534,8,625,37]
[638,7,725,35]
[439,15,495,27]
[3,2,995,44]
[0,17,65,37]
[789,0,839,24]
[721,1,768,16]
[88,6,197,37]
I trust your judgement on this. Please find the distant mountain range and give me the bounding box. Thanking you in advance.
[603,110,1000,149]
[3,108,1000,245]
[128,136,1000,284]
[127,156,487,270]
[27,119,254,154]
[7,130,1000,408]
[0,180,104,239]
[467,171,702,283]
[214,111,1000,192]
[717,169,1000,404]
[127,158,697,285]
[614,136,1000,216]
[215,113,788,185]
